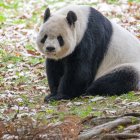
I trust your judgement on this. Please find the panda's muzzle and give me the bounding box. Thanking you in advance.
[46,46,55,52]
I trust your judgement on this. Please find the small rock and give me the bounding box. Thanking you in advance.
[66,102,73,107]
[73,102,83,106]
[90,97,105,102]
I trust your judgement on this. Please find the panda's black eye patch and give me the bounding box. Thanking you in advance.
[57,35,64,46]
[41,34,48,44]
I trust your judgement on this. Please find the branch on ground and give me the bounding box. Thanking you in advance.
[101,133,140,140]
[78,116,140,140]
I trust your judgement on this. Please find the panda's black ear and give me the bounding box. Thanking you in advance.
[66,11,77,26]
[44,8,50,23]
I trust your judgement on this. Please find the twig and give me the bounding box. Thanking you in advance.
[78,116,140,140]
[90,116,119,126]
[123,123,140,133]
[101,133,140,140]
[123,112,140,117]
[80,116,96,124]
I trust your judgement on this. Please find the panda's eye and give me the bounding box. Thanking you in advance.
[57,35,64,46]
[41,34,48,44]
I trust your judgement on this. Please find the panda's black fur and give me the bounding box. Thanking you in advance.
[36,5,140,102]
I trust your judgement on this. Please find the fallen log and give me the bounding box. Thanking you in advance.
[78,116,140,140]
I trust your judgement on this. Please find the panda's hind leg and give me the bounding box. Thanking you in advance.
[86,65,140,96]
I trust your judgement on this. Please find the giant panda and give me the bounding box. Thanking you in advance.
[36,5,140,102]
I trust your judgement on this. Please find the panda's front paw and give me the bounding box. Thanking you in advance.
[44,94,70,103]
[44,94,54,102]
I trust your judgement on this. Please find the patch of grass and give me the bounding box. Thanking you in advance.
[2,55,23,64]
[116,14,123,19]
[36,111,47,121]
[0,77,4,83]
[0,14,6,23]
[47,0,64,5]
[14,76,29,86]
[93,111,102,117]
[128,0,140,2]
[131,117,139,124]
[12,19,26,24]
[31,13,39,23]
[25,44,36,51]
[28,57,44,65]
[86,2,98,6]
[106,0,119,4]
[20,94,31,106]
[0,1,19,9]
[0,48,6,59]
[121,92,138,101]
[49,100,59,106]
[70,105,93,118]
[46,108,55,114]
[117,125,125,132]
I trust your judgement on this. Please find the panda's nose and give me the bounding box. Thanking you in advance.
[46,46,55,52]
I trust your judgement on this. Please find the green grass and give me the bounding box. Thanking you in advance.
[106,0,119,4]
[28,57,44,65]
[128,0,140,2]
[0,1,19,9]
[0,14,6,23]
[2,55,23,63]
[121,92,138,101]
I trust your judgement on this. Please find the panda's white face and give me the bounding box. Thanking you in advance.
[36,14,77,60]
[36,5,90,60]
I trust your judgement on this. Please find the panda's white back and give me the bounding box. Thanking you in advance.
[95,21,140,79]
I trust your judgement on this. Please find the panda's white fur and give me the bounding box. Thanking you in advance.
[36,5,90,60]
[36,5,140,101]
[95,21,140,80]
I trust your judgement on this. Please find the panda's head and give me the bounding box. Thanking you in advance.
[36,7,78,60]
